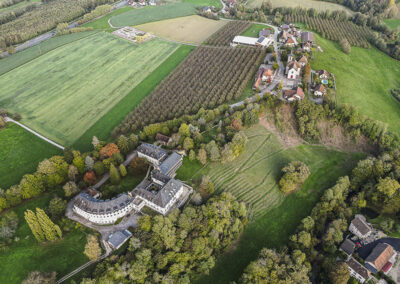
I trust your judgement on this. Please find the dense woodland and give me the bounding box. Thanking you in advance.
[204,20,251,46]
[0,2,38,25]
[0,0,115,48]
[113,46,264,134]
[0,0,25,8]
[80,193,247,283]
[318,0,397,17]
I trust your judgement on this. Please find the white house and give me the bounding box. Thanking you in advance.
[317,69,330,79]
[314,84,326,97]
[347,257,370,283]
[286,61,301,79]
[349,215,372,239]
[137,142,168,166]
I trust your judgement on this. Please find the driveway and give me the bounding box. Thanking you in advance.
[357,238,400,259]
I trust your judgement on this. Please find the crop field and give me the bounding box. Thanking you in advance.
[0,123,61,189]
[116,45,264,133]
[73,44,195,151]
[241,23,274,37]
[204,20,252,46]
[135,15,227,44]
[247,0,352,14]
[0,32,179,145]
[0,192,88,284]
[195,124,365,283]
[0,31,98,76]
[110,3,197,28]
[311,33,400,137]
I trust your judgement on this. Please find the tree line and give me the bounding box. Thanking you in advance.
[0,2,38,25]
[0,0,115,49]
[204,20,252,46]
[0,0,25,8]
[113,45,264,135]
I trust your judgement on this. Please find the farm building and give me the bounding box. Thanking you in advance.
[365,243,395,273]
[301,31,315,44]
[232,36,272,47]
[346,257,370,283]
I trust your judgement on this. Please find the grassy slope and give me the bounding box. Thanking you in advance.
[0,32,178,145]
[311,33,400,137]
[0,31,98,76]
[182,0,222,9]
[110,3,197,27]
[183,124,365,283]
[81,6,133,31]
[247,0,352,14]
[73,44,195,151]
[241,23,274,37]
[0,123,61,189]
[384,18,400,30]
[0,193,88,284]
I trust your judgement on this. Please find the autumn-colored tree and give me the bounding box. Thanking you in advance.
[100,143,120,159]
[129,157,148,176]
[197,149,207,165]
[84,171,97,185]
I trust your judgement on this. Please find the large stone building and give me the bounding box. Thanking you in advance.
[72,144,192,224]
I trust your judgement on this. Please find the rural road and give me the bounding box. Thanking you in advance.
[4,117,65,150]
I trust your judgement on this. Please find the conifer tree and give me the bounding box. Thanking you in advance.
[110,164,121,185]
[117,135,129,155]
[119,164,127,177]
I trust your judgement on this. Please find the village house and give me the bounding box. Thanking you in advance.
[301,31,314,45]
[347,257,371,283]
[340,239,356,256]
[202,6,212,13]
[314,84,326,97]
[317,69,330,80]
[253,66,274,89]
[303,42,312,52]
[284,36,297,47]
[259,28,271,38]
[365,243,395,274]
[155,133,171,145]
[283,86,304,101]
[286,60,302,79]
[279,31,291,43]
[281,23,290,32]
[349,215,372,239]
[297,55,308,66]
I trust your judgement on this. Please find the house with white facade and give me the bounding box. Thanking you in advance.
[137,142,168,166]
[286,61,301,79]
[347,257,370,283]
[349,215,372,239]
[314,84,326,96]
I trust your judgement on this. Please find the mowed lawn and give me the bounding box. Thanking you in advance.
[81,6,133,31]
[0,123,61,189]
[0,32,179,145]
[135,15,227,44]
[73,44,195,151]
[110,3,197,27]
[311,33,400,137]
[0,193,89,284]
[384,18,400,32]
[241,23,274,37]
[194,124,365,283]
[247,0,352,14]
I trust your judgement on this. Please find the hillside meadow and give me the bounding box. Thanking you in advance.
[135,15,227,44]
[81,6,133,31]
[0,32,179,145]
[247,0,352,14]
[311,33,400,137]
[0,123,61,189]
[110,2,197,28]
[183,124,365,283]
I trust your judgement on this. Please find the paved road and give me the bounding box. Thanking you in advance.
[4,117,65,150]
[357,237,400,259]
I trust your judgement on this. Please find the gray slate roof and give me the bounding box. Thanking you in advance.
[159,152,182,175]
[351,216,372,236]
[340,239,356,255]
[259,29,270,37]
[74,193,132,215]
[301,31,314,43]
[108,230,132,249]
[137,142,168,161]
[347,257,369,280]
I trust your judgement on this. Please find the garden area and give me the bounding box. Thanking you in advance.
[0,32,179,145]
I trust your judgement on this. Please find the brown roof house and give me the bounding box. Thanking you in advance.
[349,214,372,239]
[317,69,330,79]
[253,66,274,89]
[286,60,302,79]
[365,243,395,274]
[156,133,171,145]
[285,36,297,47]
[340,239,356,256]
[283,86,304,101]
[301,31,314,44]
[279,31,290,43]
[303,42,312,52]
[297,55,308,66]
[314,84,326,97]
[347,257,370,283]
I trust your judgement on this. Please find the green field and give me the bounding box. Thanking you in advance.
[311,33,400,137]
[247,0,352,14]
[0,32,179,145]
[384,18,400,30]
[81,6,133,31]
[0,123,61,189]
[182,0,222,9]
[0,31,98,76]
[193,124,364,283]
[0,0,41,13]
[110,3,197,27]
[241,23,274,37]
[0,193,89,284]
[73,44,195,151]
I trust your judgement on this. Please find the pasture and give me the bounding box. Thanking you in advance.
[0,123,61,189]
[0,32,179,145]
[73,44,195,151]
[135,15,227,44]
[247,0,352,14]
[194,124,364,283]
[0,192,89,284]
[311,33,400,137]
[110,3,197,28]
[241,23,274,37]
[182,0,222,9]
[384,18,400,31]
[81,6,133,31]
